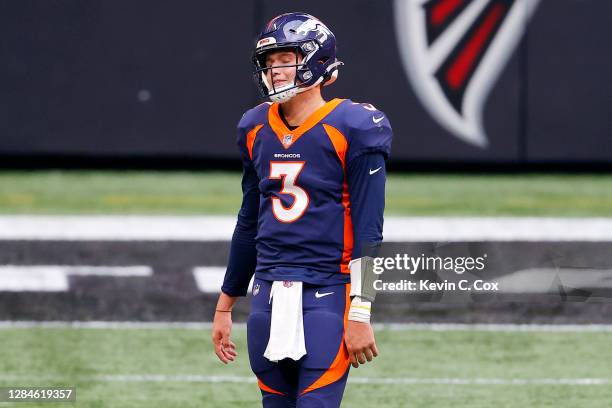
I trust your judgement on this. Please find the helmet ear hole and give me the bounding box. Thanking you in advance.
[323,69,339,86]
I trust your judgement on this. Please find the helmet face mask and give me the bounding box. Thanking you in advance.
[252,13,343,102]
[254,47,305,103]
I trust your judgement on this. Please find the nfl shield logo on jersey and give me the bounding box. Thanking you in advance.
[282,134,293,146]
[252,283,260,296]
[283,281,293,288]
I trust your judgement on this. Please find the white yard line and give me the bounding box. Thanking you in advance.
[378,323,612,332]
[0,373,607,386]
[0,215,611,241]
[0,321,217,330]
[2,321,612,332]
[0,266,152,292]
[0,215,235,241]
[192,267,253,293]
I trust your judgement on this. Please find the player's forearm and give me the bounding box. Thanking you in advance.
[221,233,257,296]
[216,291,238,312]
[346,153,387,322]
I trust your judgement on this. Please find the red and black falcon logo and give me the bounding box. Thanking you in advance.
[394,0,541,147]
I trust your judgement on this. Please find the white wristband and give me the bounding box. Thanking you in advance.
[348,297,371,323]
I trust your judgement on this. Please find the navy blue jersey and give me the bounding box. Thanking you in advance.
[223,98,392,292]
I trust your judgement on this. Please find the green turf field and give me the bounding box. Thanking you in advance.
[0,171,611,216]
[0,326,610,407]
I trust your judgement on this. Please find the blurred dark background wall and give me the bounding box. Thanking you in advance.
[1,0,611,168]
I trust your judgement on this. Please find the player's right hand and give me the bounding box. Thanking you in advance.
[344,320,378,368]
[212,311,237,364]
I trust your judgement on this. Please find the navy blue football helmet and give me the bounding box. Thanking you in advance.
[253,12,343,102]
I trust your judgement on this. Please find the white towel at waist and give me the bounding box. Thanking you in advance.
[263,280,307,362]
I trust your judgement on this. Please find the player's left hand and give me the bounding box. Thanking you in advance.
[344,320,378,368]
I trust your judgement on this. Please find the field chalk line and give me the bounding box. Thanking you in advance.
[2,321,612,332]
[0,374,607,386]
[1,215,612,241]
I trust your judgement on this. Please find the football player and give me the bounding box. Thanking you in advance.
[212,12,392,408]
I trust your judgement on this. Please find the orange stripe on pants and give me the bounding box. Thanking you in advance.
[301,284,351,394]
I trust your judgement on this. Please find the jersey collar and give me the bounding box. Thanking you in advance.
[268,98,344,149]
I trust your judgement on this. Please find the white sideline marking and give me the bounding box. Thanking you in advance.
[63,266,151,277]
[3,321,612,332]
[378,323,612,332]
[192,267,254,294]
[0,321,218,330]
[0,266,152,291]
[0,216,236,241]
[383,216,612,242]
[496,268,612,293]
[193,267,254,293]
[0,267,68,291]
[0,374,607,386]
[0,215,612,241]
[192,266,226,293]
